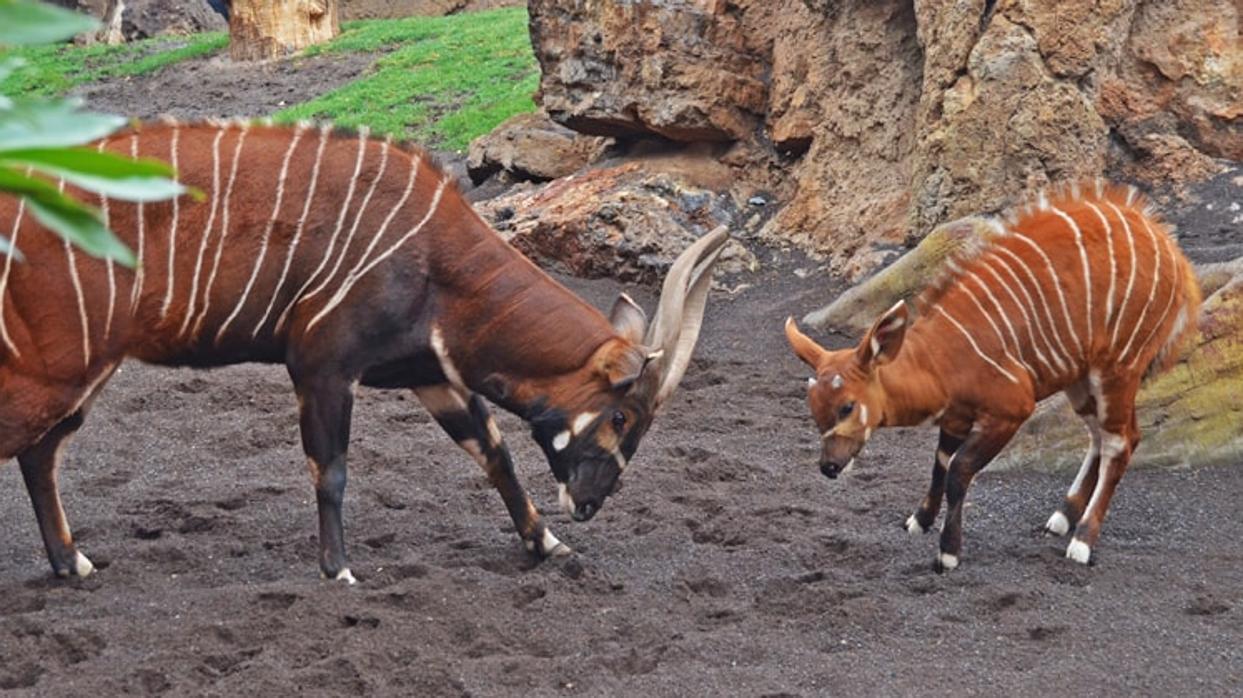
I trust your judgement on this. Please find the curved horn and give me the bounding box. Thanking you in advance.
[643,226,731,407]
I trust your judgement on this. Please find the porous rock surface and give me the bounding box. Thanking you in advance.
[524,0,1241,278]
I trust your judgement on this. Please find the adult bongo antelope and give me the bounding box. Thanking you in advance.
[0,119,730,582]
[785,182,1200,570]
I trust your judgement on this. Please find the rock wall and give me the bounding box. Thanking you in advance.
[526,0,1242,279]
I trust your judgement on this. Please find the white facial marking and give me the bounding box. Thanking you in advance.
[1045,511,1070,536]
[905,515,925,535]
[558,483,575,515]
[1066,539,1091,564]
[831,374,844,390]
[571,412,599,436]
[334,568,358,585]
[937,552,959,571]
[552,431,571,452]
[73,552,95,577]
[858,404,869,425]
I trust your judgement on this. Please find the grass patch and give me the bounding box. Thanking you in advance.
[276,7,539,151]
[1,7,539,152]
[0,33,228,97]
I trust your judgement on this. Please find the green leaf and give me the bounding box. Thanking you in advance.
[0,166,134,266]
[0,0,98,46]
[0,98,126,151]
[0,234,21,260]
[1,147,185,201]
[26,197,135,266]
[0,147,175,179]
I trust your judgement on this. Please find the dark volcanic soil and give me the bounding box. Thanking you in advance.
[73,51,379,121]
[2,43,1240,698]
[0,258,1240,696]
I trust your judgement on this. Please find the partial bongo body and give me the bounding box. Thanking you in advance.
[0,119,729,581]
[786,182,1201,570]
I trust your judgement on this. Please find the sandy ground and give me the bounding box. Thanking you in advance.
[0,42,1239,697]
[0,259,1240,695]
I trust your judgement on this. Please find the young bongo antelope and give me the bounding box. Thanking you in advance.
[0,119,729,582]
[785,182,1200,571]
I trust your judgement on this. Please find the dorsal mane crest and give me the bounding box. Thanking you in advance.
[915,179,1159,314]
[116,116,458,192]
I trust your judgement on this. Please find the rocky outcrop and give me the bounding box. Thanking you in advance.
[466,111,611,185]
[56,0,227,39]
[474,159,756,284]
[526,0,1241,279]
[998,259,1243,471]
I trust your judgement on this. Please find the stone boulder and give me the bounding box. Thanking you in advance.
[997,259,1243,471]
[528,0,769,142]
[527,0,1242,280]
[466,111,611,185]
[57,0,227,40]
[474,159,756,284]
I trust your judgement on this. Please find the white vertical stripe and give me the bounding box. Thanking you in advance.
[951,263,1035,378]
[978,256,1058,375]
[159,124,181,319]
[305,177,446,332]
[57,179,92,369]
[992,246,1074,370]
[298,138,392,307]
[177,127,226,337]
[96,139,117,342]
[191,123,251,338]
[273,128,369,332]
[0,199,26,358]
[1106,202,1138,351]
[1127,236,1180,371]
[251,124,331,338]
[1118,215,1164,363]
[1085,202,1117,326]
[1050,205,1093,351]
[215,124,307,343]
[1008,232,1084,359]
[129,134,146,312]
[932,305,1020,384]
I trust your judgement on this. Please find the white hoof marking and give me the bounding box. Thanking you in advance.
[73,552,95,577]
[905,515,925,535]
[937,552,959,571]
[1045,511,1070,536]
[1066,539,1091,564]
[541,528,573,557]
[334,568,357,585]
